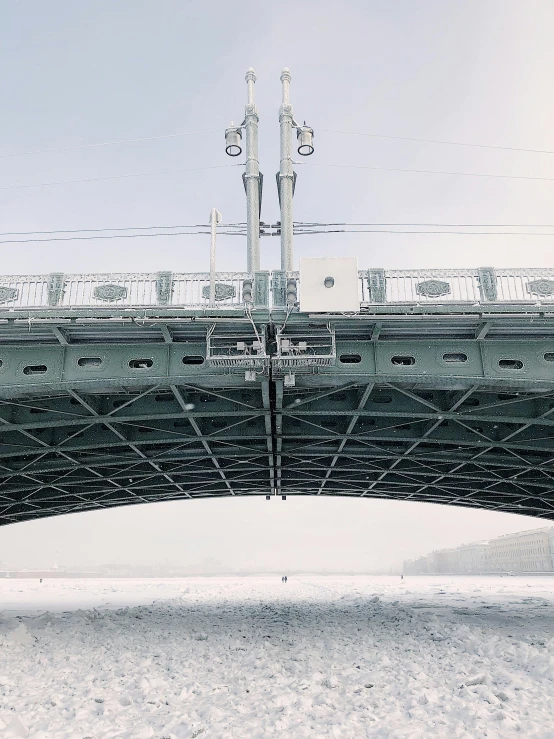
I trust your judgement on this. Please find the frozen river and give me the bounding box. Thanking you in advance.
[0,575,553,738]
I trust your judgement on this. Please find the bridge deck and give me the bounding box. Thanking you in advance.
[0,269,554,525]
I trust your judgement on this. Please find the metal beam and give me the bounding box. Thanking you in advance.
[51,326,69,345]
[317,383,374,494]
[170,385,235,496]
[69,388,192,499]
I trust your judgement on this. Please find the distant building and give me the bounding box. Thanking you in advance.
[404,551,441,575]
[403,526,554,575]
[457,541,489,574]
[487,528,552,573]
[435,548,460,574]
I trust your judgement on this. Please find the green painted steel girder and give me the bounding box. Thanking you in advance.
[1,308,554,524]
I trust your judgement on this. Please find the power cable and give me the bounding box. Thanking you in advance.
[293,229,554,236]
[0,223,244,237]
[0,129,220,160]
[4,126,554,161]
[294,221,554,235]
[3,228,554,245]
[1,222,552,238]
[318,128,554,156]
[0,231,246,245]
[0,163,243,191]
[294,161,554,183]
[294,222,554,228]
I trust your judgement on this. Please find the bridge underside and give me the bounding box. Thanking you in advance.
[1,307,554,524]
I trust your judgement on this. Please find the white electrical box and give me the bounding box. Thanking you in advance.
[299,257,360,313]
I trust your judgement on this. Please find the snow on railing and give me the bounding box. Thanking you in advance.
[381,269,483,303]
[0,272,251,309]
[0,268,553,309]
[366,268,554,304]
[303,267,554,306]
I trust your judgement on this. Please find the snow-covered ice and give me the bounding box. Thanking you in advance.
[1,575,553,738]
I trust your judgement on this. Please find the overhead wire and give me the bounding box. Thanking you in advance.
[294,161,554,183]
[3,230,554,245]
[4,160,552,192]
[1,222,552,239]
[318,128,554,156]
[294,222,554,228]
[0,129,220,159]
[0,230,246,245]
[293,229,554,236]
[294,220,554,236]
[2,129,553,195]
[3,126,554,160]
[0,163,243,191]
[0,223,245,237]
[2,220,554,244]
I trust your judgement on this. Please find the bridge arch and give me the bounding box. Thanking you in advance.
[1,291,554,525]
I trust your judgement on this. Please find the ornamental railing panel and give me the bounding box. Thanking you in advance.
[0,275,49,308]
[0,272,253,309]
[60,273,160,307]
[376,269,481,303]
[360,268,554,304]
[1,268,554,309]
[171,273,248,307]
[495,269,554,302]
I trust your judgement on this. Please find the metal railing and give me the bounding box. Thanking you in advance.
[382,269,484,303]
[376,268,554,304]
[0,272,250,309]
[0,268,554,310]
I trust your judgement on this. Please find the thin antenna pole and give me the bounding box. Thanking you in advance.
[244,68,260,273]
[209,207,222,306]
[279,68,294,272]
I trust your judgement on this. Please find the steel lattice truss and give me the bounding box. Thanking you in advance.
[277,382,554,517]
[1,380,554,523]
[2,307,554,524]
[0,382,274,524]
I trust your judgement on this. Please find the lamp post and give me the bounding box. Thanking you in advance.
[209,207,222,307]
[244,68,261,274]
[225,68,314,276]
[278,69,314,273]
[278,68,294,273]
[224,68,261,274]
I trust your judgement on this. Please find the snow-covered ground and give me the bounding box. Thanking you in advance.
[1,576,553,738]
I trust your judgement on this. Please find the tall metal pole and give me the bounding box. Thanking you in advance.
[209,207,222,307]
[279,68,295,272]
[244,68,260,273]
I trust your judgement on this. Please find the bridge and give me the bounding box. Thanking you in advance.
[2,70,554,525]
[1,266,554,524]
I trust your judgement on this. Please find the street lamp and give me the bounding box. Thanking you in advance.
[278,69,314,271]
[223,69,313,273]
[225,123,243,156]
[224,69,262,273]
[209,208,222,307]
[296,123,314,156]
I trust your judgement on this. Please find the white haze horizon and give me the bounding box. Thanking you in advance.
[0,497,545,574]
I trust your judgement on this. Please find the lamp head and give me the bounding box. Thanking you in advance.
[297,123,314,156]
[225,124,243,156]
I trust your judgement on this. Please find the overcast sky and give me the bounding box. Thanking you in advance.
[0,0,553,571]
